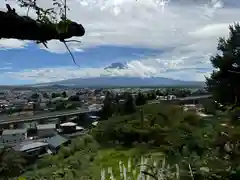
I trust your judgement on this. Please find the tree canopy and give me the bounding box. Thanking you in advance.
[206,23,240,105]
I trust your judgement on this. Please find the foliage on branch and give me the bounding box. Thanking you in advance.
[8,0,67,23]
[1,3,85,42]
[2,1,85,65]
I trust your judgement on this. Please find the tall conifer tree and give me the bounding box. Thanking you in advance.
[206,23,240,105]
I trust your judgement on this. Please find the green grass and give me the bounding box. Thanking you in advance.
[94,148,143,172]
[90,146,164,179]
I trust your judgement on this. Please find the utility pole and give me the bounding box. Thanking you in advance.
[140,107,144,128]
[139,107,144,143]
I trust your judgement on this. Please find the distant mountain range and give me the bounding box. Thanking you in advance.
[32,62,205,88]
[35,77,204,88]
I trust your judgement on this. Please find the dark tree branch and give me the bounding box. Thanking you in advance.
[1,3,84,66]
[0,4,85,43]
[62,40,80,67]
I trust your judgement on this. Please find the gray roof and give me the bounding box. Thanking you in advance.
[47,134,69,148]
[37,123,56,130]
[2,128,27,135]
[13,141,48,151]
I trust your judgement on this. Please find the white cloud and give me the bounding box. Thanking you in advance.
[0,0,234,51]
[189,23,230,38]
[5,51,211,83]
[0,39,29,49]
[0,0,239,82]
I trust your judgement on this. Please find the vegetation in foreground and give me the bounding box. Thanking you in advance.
[1,99,239,180]
[1,13,240,180]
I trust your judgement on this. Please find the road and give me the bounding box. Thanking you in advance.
[0,108,98,125]
[0,95,210,125]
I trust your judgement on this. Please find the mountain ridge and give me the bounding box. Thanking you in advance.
[34,76,204,88]
[31,62,205,88]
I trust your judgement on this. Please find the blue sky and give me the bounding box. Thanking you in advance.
[0,44,163,69]
[0,45,164,84]
[0,0,239,85]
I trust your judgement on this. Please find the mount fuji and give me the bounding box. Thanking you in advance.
[34,62,204,87]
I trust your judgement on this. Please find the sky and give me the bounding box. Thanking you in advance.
[0,0,239,85]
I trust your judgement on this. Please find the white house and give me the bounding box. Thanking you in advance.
[37,123,56,138]
[0,128,27,144]
[167,95,177,100]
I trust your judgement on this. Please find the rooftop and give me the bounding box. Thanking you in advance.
[37,123,56,129]
[92,121,98,126]
[76,126,84,130]
[47,134,69,148]
[13,141,48,152]
[2,128,27,135]
[60,122,77,127]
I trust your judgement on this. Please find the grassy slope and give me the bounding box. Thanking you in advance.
[91,146,164,179]
[21,103,184,179]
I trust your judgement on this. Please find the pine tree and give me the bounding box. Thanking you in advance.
[123,93,136,114]
[100,91,115,119]
[62,91,67,98]
[206,23,240,105]
[135,92,147,106]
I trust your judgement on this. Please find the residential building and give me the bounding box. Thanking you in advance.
[59,122,77,134]
[37,123,56,138]
[167,95,177,100]
[39,102,47,109]
[47,134,70,153]
[12,141,49,156]
[88,103,103,111]
[0,128,27,144]
[23,122,38,129]
[22,103,34,111]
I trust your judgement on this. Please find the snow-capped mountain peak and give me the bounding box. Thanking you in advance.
[104,62,127,70]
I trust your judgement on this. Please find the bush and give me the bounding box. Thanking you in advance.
[22,135,99,179]
[10,102,240,180]
[202,99,217,115]
[92,104,198,148]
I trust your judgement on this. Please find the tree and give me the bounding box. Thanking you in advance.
[62,91,67,98]
[100,91,115,119]
[33,102,38,111]
[202,99,217,115]
[43,92,49,99]
[156,89,164,96]
[123,93,136,114]
[68,95,80,101]
[30,93,39,100]
[51,92,61,98]
[0,148,27,178]
[55,101,66,110]
[135,92,147,106]
[147,91,156,100]
[206,23,240,105]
